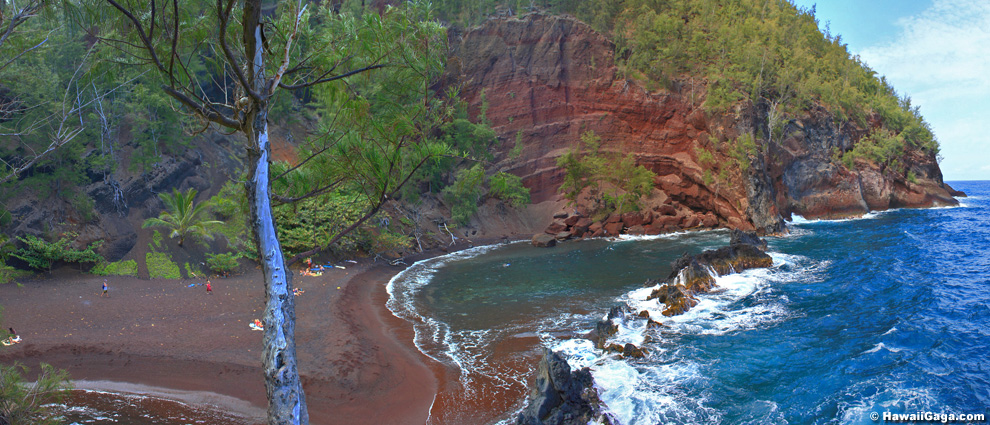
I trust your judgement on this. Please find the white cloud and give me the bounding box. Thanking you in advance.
[857,0,990,180]
[861,0,990,88]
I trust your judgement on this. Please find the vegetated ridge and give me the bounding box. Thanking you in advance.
[448,8,959,238]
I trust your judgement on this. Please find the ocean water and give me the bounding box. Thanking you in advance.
[387,181,989,424]
[60,389,252,424]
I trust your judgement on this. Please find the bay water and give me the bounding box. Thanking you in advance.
[388,181,988,424]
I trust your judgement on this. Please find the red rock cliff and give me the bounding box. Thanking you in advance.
[449,13,958,233]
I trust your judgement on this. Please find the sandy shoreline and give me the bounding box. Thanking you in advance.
[0,246,481,424]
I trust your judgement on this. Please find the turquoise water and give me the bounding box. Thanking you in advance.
[388,181,988,424]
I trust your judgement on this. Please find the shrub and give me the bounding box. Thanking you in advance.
[12,235,103,273]
[558,131,657,215]
[0,363,71,424]
[489,172,530,207]
[90,260,139,276]
[208,181,257,261]
[146,252,180,279]
[184,262,204,279]
[205,252,242,276]
[367,230,412,255]
[442,164,486,225]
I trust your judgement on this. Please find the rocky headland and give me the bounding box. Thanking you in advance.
[450,13,961,239]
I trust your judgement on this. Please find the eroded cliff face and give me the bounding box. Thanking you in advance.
[450,13,958,233]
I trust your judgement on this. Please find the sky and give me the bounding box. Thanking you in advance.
[789,0,990,181]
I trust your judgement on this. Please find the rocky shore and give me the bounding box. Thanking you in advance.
[517,230,773,424]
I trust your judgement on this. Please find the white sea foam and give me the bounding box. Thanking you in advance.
[863,342,903,354]
[790,211,884,225]
[386,243,519,393]
[610,229,719,243]
[833,383,938,425]
[557,250,830,424]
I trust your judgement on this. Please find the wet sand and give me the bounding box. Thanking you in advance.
[0,258,439,425]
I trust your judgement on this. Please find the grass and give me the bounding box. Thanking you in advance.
[90,260,139,277]
[146,252,181,279]
[183,262,204,279]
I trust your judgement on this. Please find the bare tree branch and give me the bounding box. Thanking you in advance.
[161,85,240,129]
[278,63,387,90]
[269,1,306,94]
[272,177,344,204]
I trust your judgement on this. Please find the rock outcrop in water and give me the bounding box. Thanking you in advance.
[516,348,615,425]
[647,230,772,316]
[450,13,961,236]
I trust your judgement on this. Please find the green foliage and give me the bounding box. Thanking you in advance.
[145,252,180,279]
[696,147,715,166]
[489,172,531,207]
[731,133,758,172]
[0,263,24,285]
[509,130,525,158]
[273,190,370,258]
[208,181,257,261]
[142,188,223,247]
[270,1,455,255]
[443,118,498,160]
[442,164,487,224]
[90,260,138,277]
[552,0,939,164]
[0,363,72,425]
[149,230,164,252]
[183,262,204,279]
[11,235,103,272]
[0,8,187,216]
[205,252,242,277]
[558,131,657,215]
[840,128,906,172]
[368,230,412,254]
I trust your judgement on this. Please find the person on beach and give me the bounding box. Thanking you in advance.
[206,280,213,295]
[101,280,109,298]
[5,328,20,344]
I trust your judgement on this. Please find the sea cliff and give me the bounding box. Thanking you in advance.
[450,13,959,235]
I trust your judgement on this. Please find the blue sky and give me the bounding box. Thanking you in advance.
[790,0,989,181]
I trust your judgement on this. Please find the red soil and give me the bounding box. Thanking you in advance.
[0,260,437,425]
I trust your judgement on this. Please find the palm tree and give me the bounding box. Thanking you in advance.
[142,188,223,247]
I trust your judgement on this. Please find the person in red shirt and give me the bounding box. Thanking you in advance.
[206,280,213,295]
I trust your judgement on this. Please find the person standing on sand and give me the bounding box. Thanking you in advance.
[101,280,109,298]
[206,280,212,295]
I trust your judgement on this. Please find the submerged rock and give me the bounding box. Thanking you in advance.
[516,349,615,425]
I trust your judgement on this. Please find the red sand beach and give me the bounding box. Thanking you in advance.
[0,258,442,424]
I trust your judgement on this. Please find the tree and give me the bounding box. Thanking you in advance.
[0,308,72,425]
[92,1,447,422]
[142,188,222,247]
[11,234,102,273]
[558,131,656,216]
[0,364,71,425]
[0,0,88,186]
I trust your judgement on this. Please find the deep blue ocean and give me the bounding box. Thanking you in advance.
[388,181,989,424]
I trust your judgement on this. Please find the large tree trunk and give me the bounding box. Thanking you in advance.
[244,2,310,422]
[249,117,309,425]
